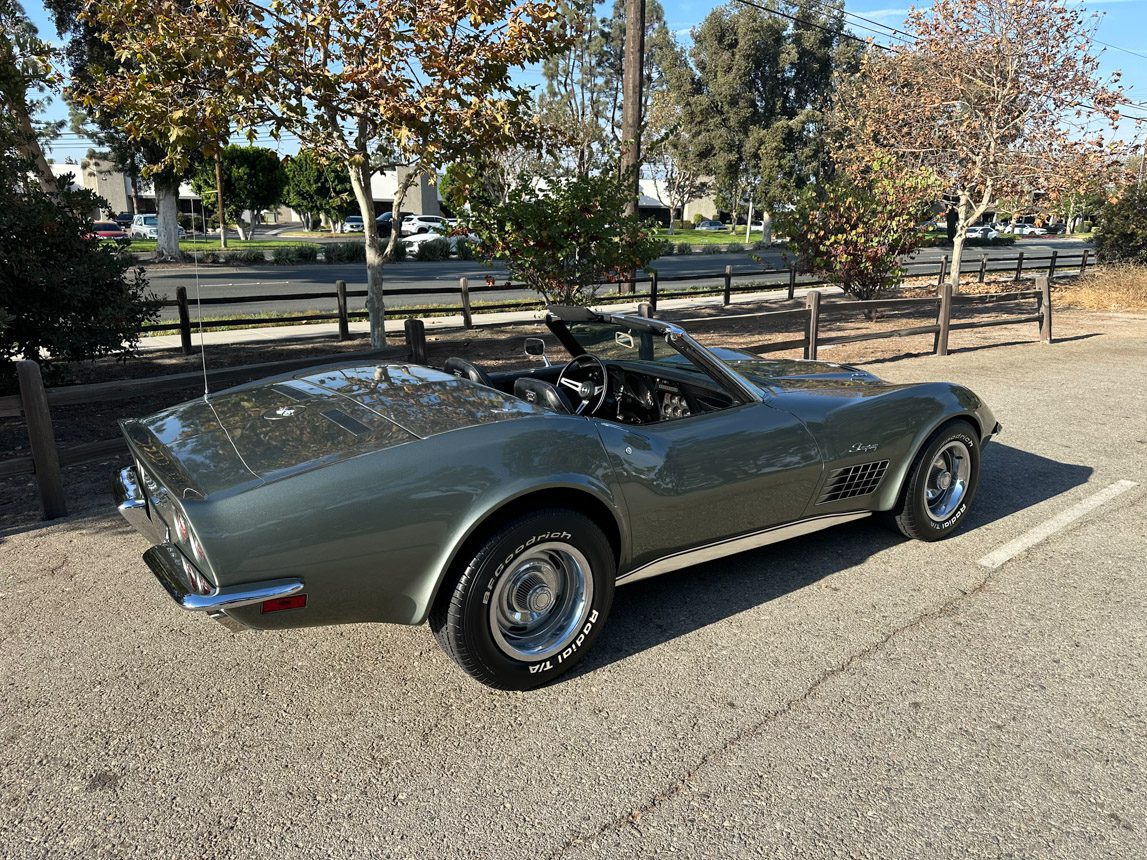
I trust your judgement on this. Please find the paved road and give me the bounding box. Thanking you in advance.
[147,240,1093,321]
[2,311,1143,858]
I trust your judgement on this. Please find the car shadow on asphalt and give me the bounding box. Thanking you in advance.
[576,442,1092,679]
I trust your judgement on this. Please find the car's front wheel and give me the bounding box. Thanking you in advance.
[430,509,615,690]
[887,420,981,541]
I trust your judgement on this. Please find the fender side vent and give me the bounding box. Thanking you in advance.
[818,460,889,504]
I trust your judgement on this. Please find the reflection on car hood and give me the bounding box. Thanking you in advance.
[720,355,889,391]
[123,364,544,497]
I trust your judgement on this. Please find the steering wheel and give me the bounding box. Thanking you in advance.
[556,354,610,416]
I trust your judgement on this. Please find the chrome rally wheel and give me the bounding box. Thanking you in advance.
[924,440,972,523]
[488,544,594,662]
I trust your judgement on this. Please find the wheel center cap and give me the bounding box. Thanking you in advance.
[527,585,554,613]
[937,471,952,490]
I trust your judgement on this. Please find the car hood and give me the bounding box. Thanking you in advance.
[718,355,892,392]
[122,364,544,497]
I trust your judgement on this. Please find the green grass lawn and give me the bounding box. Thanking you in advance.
[655,227,765,247]
[128,239,321,252]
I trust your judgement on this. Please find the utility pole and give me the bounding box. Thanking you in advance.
[620,0,646,294]
[620,0,646,219]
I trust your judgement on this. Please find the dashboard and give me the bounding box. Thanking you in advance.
[609,365,735,424]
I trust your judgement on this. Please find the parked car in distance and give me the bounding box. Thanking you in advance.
[401,228,477,255]
[130,214,186,240]
[695,220,725,231]
[966,226,999,241]
[402,214,449,236]
[1012,224,1047,237]
[113,212,133,229]
[89,221,131,245]
[342,215,365,233]
[114,307,999,690]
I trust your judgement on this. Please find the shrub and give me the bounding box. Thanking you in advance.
[228,248,268,264]
[691,213,707,226]
[467,171,661,306]
[455,237,476,260]
[271,245,299,264]
[725,242,746,253]
[1094,185,1147,264]
[323,241,367,263]
[658,240,675,256]
[415,237,452,261]
[386,240,407,262]
[701,243,722,254]
[776,161,939,300]
[294,243,319,263]
[0,168,160,388]
[675,241,692,255]
[1081,220,1093,233]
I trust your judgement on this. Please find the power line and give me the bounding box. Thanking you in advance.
[733,0,892,51]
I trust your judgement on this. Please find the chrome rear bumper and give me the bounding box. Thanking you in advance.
[143,544,304,614]
[116,464,304,628]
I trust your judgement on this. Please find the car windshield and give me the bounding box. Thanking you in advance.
[94,222,119,230]
[565,320,683,364]
[346,216,362,223]
[141,215,157,225]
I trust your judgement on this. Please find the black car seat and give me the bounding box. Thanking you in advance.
[443,357,493,387]
[514,378,575,414]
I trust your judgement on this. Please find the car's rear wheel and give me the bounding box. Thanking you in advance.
[888,420,980,541]
[430,509,615,690]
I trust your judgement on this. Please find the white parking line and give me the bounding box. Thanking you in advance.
[978,480,1139,569]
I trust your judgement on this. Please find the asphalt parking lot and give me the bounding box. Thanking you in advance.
[2,314,1145,859]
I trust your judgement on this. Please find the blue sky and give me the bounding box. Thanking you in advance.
[24,0,1147,159]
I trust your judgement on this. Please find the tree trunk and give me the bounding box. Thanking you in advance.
[214,155,228,249]
[154,175,184,261]
[948,193,974,294]
[761,211,772,245]
[349,162,386,348]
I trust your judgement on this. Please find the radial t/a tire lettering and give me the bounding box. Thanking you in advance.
[888,420,981,542]
[429,509,615,690]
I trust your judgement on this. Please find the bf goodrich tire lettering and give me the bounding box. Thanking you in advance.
[429,509,615,690]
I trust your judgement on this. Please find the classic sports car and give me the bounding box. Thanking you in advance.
[114,308,999,689]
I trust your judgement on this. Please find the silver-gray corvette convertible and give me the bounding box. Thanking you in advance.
[115,308,999,689]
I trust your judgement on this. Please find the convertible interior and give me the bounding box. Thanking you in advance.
[441,336,742,427]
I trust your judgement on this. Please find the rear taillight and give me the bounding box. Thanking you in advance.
[262,595,307,613]
[181,556,212,595]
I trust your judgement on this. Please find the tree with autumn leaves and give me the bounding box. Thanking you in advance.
[838,0,1123,292]
[84,0,570,347]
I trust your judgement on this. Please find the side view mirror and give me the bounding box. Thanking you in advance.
[524,337,550,367]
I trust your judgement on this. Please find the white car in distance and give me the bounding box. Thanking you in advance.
[966,226,999,240]
[130,214,187,239]
[401,215,450,236]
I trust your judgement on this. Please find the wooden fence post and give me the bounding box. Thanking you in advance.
[638,302,652,318]
[723,265,732,306]
[978,255,987,283]
[176,287,193,355]
[459,277,473,329]
[649,271,659,313]
[16,360,67,520]
[787,266,796,300]
[1079,249,1089,278]
[934,282,953,357]
[1014,251,1025,282]
[404,318,427,364]
[1048,249,1058,281]
[805,290,821,360]
[937,255,948,287]
[335,280,350,340]
[1038,274,1052,343]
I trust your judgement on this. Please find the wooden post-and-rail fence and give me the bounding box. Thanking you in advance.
[149,249,1088,351]
[2,270,1059,521]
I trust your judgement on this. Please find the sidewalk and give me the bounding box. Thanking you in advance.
[139,284,840,351]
